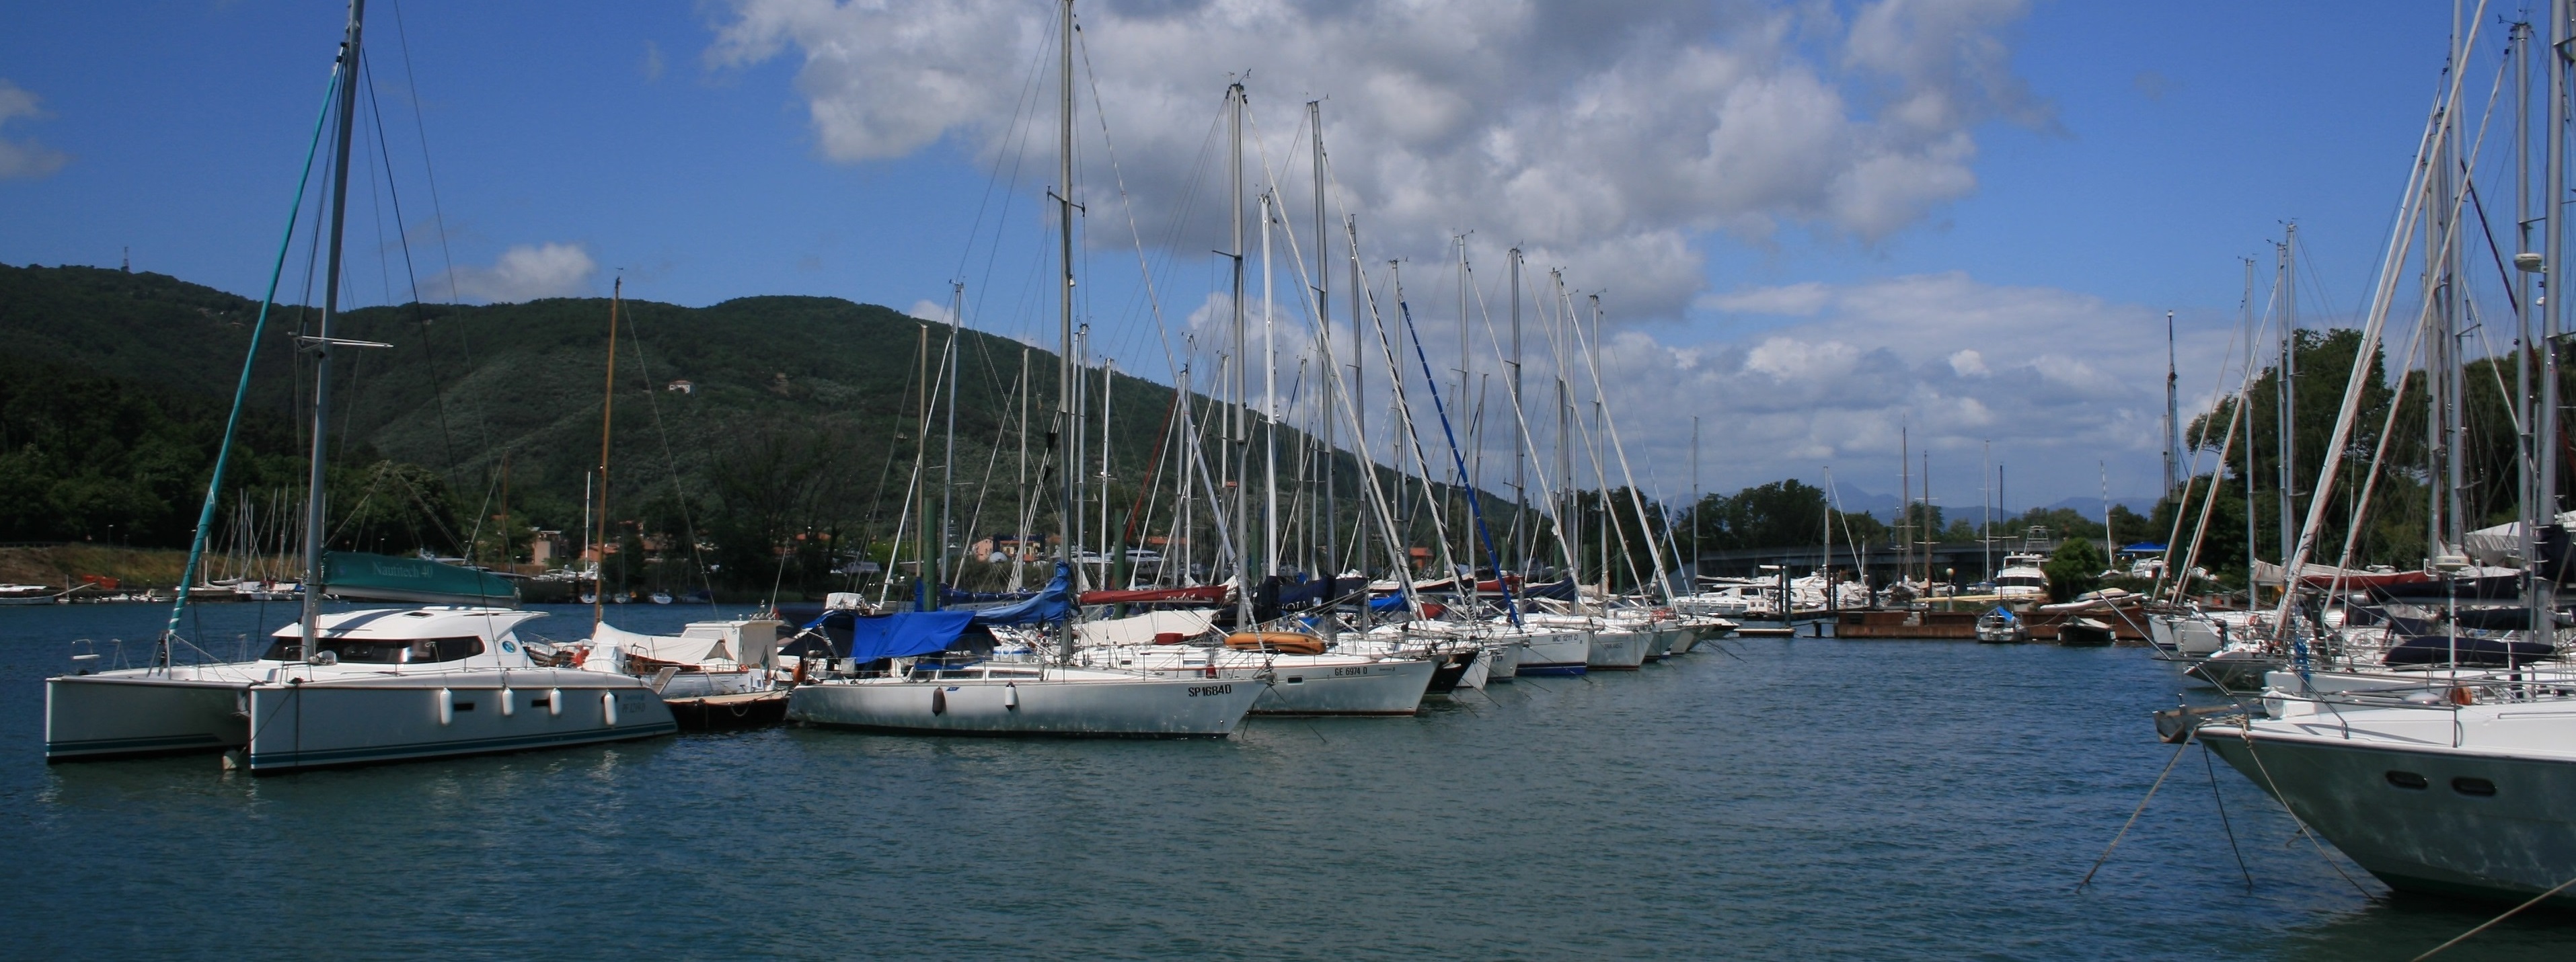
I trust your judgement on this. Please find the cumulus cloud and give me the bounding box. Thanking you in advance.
[704,0,2052,319]
[443,243,598,303]
[0,79,70,179]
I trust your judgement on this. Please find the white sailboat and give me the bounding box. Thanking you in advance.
[2189,15,2576,905]
[44,0,676,772]
[790,1,1267,739]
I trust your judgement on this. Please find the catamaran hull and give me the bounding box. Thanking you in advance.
[44,676,247,760]
[787,676,1262,737]
[1586,632,1649,670]
[2199,727,2576,904]
[47,670,675,771]
[1517,632,1591,676]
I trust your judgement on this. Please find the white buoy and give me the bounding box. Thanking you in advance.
[1003,682,1019,711]
[545,688,563,717]
[498,687,515,717]
[436,688,454,726]
[601,690,619,727]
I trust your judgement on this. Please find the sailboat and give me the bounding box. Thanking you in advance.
[786,1,1264,738]
[44,0,675,771]
[2187,15,2576,904]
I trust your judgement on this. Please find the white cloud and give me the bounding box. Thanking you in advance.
[704,0,2052,319]
[1701,281,1833,317]
[1947,348,1987,376]
[443,243,598,303]
[905,298,954,322]
[0,78,70,179]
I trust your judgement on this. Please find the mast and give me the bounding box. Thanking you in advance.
[1349,215,1367,600]
[915,323,931,608]
[298,0,367,659]
[2541,0,2567,648]
[1457,234,1472,572]
[1262,191,1278,577]
[2243,257,2259,591]
[1100,356,1115,584]
[1055,0,1077,659]
[2164,310,2179,498]
[1899,427,1909,588]
[1229,80,1252,631]
[2277,227,2298,565]
[1312,100,1334,592]
[593,278,622,627]
[1511,247,1525,572]
[941,281,961,597]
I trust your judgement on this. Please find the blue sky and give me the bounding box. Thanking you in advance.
[0,1,2497,509]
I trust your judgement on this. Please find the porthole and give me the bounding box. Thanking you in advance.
[2452,776,2497,797]
[2385,770,2429,790]
[1285,676,1304,684]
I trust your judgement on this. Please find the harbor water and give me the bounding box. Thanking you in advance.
[3,603,2569,959]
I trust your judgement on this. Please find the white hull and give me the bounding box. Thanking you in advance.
[1515,631,1591,676]
[1585,630,1649,670]
[46,668,676,771]
[787,668,1262,737]
[2201,720,2576,903]
[1482,640,1521,681]
[1083,648,1435,715]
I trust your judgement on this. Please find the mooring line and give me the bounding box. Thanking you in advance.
[2202,743,2253,891]
[2410,873,2576,960]
[2077,738,2191,890]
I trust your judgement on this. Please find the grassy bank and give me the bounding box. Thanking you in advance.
[0,545,194,590]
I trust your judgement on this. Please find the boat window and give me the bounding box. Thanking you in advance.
[2452,776,2497,797]
[260,635,484,664]
[2384,770,2428,790]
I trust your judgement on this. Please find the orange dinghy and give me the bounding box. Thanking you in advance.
[1224,631,1327,655]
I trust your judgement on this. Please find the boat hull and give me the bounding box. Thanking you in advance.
[1482,640,1521,681]
[1517,631,1591,676]
[2201,725,2576,904]
[46,669,677,771]
[1249,657,1435,715]
[44,676,246,760]
[1585,631,1649,670]
[786,674,1262,737]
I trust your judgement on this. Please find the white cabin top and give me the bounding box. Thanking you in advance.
[261,606,545,669]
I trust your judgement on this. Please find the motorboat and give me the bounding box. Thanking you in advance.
[2056,616,2115,647]
[46,606,677,771]
[577,617,788,728]
[1974,606,2028,643]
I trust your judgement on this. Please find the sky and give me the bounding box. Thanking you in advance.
[0,1,2503,514]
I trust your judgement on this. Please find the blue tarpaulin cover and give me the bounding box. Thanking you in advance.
[837,610,977,662]
[967,563,1074,626]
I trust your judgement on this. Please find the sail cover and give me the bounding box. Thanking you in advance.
[839,610,978,662]
[319,551,519,608]
[968,563,1074,626]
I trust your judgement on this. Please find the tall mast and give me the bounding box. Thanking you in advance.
[941,281,962,596]
[1055,0,1077,659]
[1457,235,1472,571]
[595,278,623,626]
[2243,257,2258,588]
[299,0,367,659]
[1349,215,1367,596]
[2277,227,2298,565]
[2540,0,2567,649]
[1510,247,1525,572]
[1312,100,1334,587]
[2164,310,2179,498]
[1229,80,1251,630]
[1899,426,1909,587]
[1261,191,1279,576]
[1100,356,1115,584]
[915,323,931,608]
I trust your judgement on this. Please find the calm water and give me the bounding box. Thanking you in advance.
[3,602,2571,959]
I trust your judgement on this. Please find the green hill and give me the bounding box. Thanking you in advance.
[1,262,1506,596]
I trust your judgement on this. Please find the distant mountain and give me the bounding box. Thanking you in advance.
[2037,494,2161,521]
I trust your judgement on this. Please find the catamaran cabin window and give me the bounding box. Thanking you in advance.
[262,635,486,664]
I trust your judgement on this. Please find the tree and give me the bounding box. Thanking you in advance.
[2044,538,2106,601]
